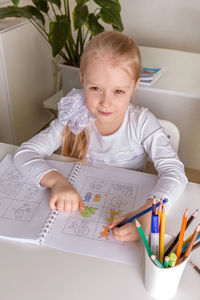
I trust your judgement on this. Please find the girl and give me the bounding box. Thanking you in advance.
[14,31,187,242]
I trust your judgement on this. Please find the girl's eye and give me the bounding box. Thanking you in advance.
[90,87,100,92]
[115,90,124,94]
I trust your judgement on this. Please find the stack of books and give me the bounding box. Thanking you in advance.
[140,67,164,86]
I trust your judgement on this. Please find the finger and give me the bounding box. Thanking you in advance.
[112,231,139,242]
[71,199,79,211]
[79,196,85,211]
[64,200,72,212]
[112,222,135,236]
[49,195,57,210]
[108,215,127,229]
[57,200,64,212]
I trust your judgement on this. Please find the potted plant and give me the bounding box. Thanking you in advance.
[0,0,124,94]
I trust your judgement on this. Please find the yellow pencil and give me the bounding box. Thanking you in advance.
[157,201,163,230]
[159,205,166,264]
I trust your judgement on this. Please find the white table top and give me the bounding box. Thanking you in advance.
[0,142,199,300]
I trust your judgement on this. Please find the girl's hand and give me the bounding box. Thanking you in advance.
[108,212,140,242]
[108,198,154,242]
[49,180,84,212]
[40,170,84,212]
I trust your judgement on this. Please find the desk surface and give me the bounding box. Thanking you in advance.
[0,142,199,300]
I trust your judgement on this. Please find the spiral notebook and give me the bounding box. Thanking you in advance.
[0,154,158,265]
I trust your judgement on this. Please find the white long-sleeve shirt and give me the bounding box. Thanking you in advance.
[13,89,188,211]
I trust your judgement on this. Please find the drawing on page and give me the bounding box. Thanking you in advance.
[0,181,23,198]
[110,182,134,197]
[92,194,101,202]
[2,166,27,183]
[63,216,97,239]
[3,200,39,221]
[80,206,97,218]
[98,225,109,240]
[106,208,122,223]
[84,192,92,203]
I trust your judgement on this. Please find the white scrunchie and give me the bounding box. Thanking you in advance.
[57,88,96,135]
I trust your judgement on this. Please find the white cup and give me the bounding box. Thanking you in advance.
[144,234,190,300]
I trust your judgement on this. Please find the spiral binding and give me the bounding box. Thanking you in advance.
[67,162,81,186]
[38,162,81,244]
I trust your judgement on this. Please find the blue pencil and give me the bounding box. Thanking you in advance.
[117,198,168,228]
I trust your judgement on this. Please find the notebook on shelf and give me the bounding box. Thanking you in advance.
[0,154,158,265]
[140,67,165,86]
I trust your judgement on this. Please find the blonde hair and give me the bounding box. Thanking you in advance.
[61,31,141,160]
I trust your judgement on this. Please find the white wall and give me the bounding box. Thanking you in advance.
[120,0,200,53]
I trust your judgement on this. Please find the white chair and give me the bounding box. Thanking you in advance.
[158,119,180,152]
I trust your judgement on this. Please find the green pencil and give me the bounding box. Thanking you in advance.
[151,255,165,268]
[135,219,152,256]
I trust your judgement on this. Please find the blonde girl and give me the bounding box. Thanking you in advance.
[14,31,187,241]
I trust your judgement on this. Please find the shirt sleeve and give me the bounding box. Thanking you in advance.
[137,109,188,212]
[13,118,65,188]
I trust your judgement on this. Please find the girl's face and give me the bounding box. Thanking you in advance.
[80,57,140,136]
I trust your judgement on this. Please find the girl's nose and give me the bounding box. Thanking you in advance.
[99,92,111,107]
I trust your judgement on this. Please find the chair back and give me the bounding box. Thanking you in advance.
[158,119,180,152]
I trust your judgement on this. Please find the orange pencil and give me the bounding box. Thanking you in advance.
[182,224,200,261]
[176,208,188,265]
[159,205,166,263]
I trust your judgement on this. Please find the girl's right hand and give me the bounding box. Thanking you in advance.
[40,170,84,212]
[49,180,84,212]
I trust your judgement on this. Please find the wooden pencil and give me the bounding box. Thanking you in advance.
[176,208,188,265]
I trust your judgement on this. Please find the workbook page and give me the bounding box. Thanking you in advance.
[0,155,74,243]
[44,164,158,265]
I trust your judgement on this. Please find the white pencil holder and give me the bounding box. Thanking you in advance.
[144,234,190,300]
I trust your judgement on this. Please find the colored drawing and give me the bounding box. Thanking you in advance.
[80,206,97,218]
[106,208,122,223]
[93,194,101,202]
[84,192,92,202]
[99,225,110,240]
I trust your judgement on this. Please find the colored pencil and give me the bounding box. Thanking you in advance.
[164,207,196,257]
[164,256,170,268]
[182,224,200,261]
[157,201,163,229]
[181,241,200,258]
[135,219,152,257]
[151,255,164,268]
[190,261,200,275]
[181,232,200,253]
[169,252,177,267]
[152,197,157,215]
[159,205,166,263]
[117,198,168,228]
[176,208,188,265]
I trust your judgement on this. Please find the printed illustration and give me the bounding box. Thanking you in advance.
[3,200,39,221]
[80,206,97,218]
[63,217,97,239]
[98,225,110,240]
[0,181,23,198]
[106,208,122,223]
[2,166,27,183]
[93,194,101,202]
[84,192,92,203]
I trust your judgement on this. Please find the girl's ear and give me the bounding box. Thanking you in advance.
[134,78,140,90]
[79,71,84,86]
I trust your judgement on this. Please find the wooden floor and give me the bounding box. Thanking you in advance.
[145,161,200,184]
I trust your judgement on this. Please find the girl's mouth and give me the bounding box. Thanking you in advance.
[98,111,112,116]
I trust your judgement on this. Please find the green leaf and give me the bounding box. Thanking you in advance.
[11,0,20,7]
[100,7,123,31]
[32,0,49,13]
[86,13,104,35]
[73,4,88,30]
[94,0,121,11]
[0,6,45,25]
[48,0,61,9]
[76,0,90,4]
[49,15,70,57]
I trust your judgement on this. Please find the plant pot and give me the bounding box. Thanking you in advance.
[60,64,81,96]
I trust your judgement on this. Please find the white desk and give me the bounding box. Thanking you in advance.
[0,142,199,300]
